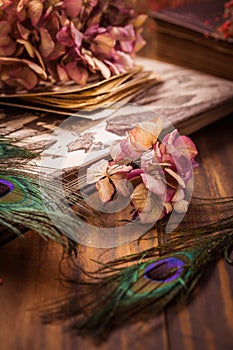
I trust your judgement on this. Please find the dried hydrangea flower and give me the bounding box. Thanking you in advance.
[86,118,198,224]
[0,0,147,90]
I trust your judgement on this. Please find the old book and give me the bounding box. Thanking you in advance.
[148,0,233,80]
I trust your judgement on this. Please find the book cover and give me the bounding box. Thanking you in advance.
[147,0,233,80]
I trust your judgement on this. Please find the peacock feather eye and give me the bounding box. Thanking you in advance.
[144,257,185,283]
[0,176,27,204]
[0,179,14,198]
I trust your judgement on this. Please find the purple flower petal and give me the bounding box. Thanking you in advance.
[56,26,74,47]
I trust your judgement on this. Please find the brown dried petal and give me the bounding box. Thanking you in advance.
[27,0,43,27]
[130,14,147,28]
[57,64,69,82]
[17,39,35,58]
[91,33,116,56]
[17,0,29,13]
[92,56,111,79]
[17,22,31,40]
[0,57,47,79]
[0,21,11,35]
[0,63,38,90]
[39,28,55,58]
[45,43,66,61]
[0,40,17,56]
[22,58,47,79]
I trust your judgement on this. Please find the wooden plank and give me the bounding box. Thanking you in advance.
[0,115,232,349]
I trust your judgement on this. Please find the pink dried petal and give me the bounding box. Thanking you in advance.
[141,173,166,200]
[108,163,132,176]
[112,138,142,161]
[61,0,82,17]
[113,50,134,70]
[110,24,135,41]
[140,149,154,169]
[42,5,54,19]
[65,62,88,85]
[127,169,144,181]
[43,11,60,35]
[120,41,134,53]
[56,26,74,47]
[166,187,176,202]
[130,183,148,212]
[83,51,96,71]
[172,189,185,202]
[164,202,173,214]
[162,129,178,145]
[85,24,101,36]
[110,140,123,161]
[174,135,198,160]
[70,22,83,49]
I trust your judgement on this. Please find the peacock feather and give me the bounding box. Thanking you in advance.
[0,136,90,250]
[42,196,233,343]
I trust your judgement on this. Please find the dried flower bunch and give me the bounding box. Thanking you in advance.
[218,0,233,39]
[0,0,147,90]
[86,118,198,224]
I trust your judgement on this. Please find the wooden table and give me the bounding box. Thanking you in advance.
[0,113,232,350]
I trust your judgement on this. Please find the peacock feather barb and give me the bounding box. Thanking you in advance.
[0,136,36,160]
[42,197,233,343]
[0,136,90,250]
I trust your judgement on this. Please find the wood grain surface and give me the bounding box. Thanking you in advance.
[0,115,232,350]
